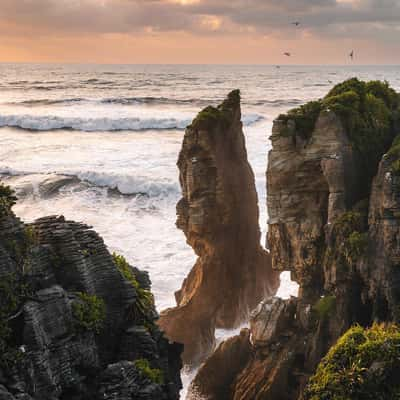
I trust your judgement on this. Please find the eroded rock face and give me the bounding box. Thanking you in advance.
[191,80,400,400]
[0,203,182,400]
[159,91,279,366]
[267,111,357,297]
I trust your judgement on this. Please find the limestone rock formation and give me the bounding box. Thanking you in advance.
[0,187,182,400]
[191,79,400,399]
[159,90,280,366]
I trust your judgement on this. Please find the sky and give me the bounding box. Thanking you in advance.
[0,0,399,64]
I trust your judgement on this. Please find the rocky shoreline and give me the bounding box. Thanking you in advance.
[0,196,182,399]
[2,78,400,399]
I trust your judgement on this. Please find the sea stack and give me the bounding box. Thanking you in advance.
[190,79,400,399]
[158,90,279,365]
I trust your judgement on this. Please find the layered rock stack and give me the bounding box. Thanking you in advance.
[190,79,400,399]
[0,188,182,400]
[159,90,279,365]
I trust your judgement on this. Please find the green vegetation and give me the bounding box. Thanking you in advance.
[190,89,241,130]
[72,292,106,334]
[345,232,368,262]
[113,252,154,311]
[314,295,336,321]
[331,205,369,265]
[277,78,400,196]
[24,225,39,246]
[134,358,164,384]
[0,183,17,216]
[0,274,30,368]
[304,324,400,400]
[333,211,365,238]
[113,252,139,289]
[277,101,323,140]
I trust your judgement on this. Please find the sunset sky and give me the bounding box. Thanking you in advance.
[1,0,399,64]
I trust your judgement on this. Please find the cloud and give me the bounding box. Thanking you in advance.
[0,0,399,43]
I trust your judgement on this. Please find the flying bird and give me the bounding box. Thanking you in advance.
[284,52,291,57]
[349,50,354,60]
[292,22,300,26]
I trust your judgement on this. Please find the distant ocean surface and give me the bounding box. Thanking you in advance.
[1,63,399,312]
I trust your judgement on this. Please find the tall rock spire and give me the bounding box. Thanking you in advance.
[158,90,279,365]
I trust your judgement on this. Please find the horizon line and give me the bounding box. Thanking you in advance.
[0,62,400,67]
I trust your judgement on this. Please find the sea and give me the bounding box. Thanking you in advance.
[0,64,399,396]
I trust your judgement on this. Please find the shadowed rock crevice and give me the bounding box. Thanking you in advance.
[159,90,280,366]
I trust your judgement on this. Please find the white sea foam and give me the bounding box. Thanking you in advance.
[0,114,192,132]
[76,171,180,197]
[0,113,264,132]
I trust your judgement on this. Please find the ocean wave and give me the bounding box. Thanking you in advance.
[6,95,303,109]
[100,96,212,106]
[0,112,264,132]
[0,114,192,132]
[76,171,179,197]
[0,169,179,198]
[12,98,86,107]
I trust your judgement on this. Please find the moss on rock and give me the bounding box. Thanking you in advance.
[134,358,164,384]
[113,252,154,318]
[72,292,106,334]
[277,78,400,197]
[0,183,17,217]
[304,324,400,400]
[190,89,241,131]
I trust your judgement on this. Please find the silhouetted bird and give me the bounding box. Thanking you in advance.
[349,50,354,60]
[292,22,300,26]
[284,52,291,57]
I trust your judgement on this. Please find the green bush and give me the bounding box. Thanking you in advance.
[333,211,364,238]
[0,184,17,216]
[72,292,106,334]
[345,232,368,262]
[277,78,400,197]
[113,252,154,310]
[190,89,240,130]
[304,324,400,400]
[278,101,322,140]
[331,208,368,265]
[134,358,164,384]
[24,225,39,246]
[113,252,139,289]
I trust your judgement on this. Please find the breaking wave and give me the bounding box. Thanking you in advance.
[0,113,264,132]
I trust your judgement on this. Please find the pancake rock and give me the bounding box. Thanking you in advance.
[191,79,400,399]
[0,185,182,400]
[159,90,279,365]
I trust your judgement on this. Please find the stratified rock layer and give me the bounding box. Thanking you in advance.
[0,199,182,400]
[191,79,400,399]
[159,91,279,365]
